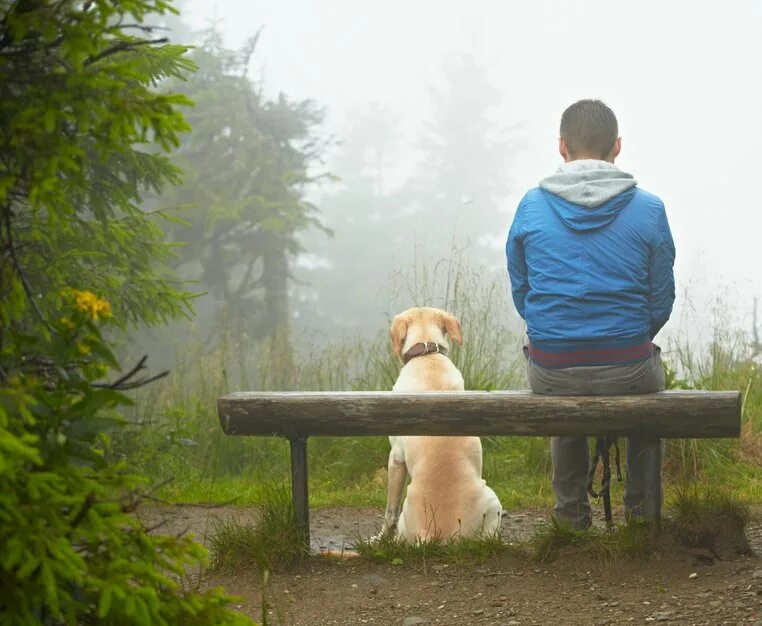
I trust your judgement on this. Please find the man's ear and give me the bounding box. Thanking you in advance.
[390,315,408,358]
[612,136,622,160]
[441,312,463,346]
[558,137,571,162]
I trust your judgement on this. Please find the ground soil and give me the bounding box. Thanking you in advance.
[138,506,762,625]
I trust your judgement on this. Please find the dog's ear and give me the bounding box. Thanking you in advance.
[441,312,463,346]
[390,314,408,358]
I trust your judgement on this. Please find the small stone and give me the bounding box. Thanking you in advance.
[688,572,698,579]
[360,574,390,588]
[402,618,427,626]
[472,608,485,615]
[752,569,762,579]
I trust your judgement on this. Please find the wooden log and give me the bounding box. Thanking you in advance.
[217,390,741,439]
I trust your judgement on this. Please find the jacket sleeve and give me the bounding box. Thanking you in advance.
[648,204,676,339]
[506,201,529,320]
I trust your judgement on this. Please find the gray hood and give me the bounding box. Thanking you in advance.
[539,159,637,209]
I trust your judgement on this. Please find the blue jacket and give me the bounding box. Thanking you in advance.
[506,179,675,365]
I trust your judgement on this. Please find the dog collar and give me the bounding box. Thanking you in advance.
[402,341,448,365]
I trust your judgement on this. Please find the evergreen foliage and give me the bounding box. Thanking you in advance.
[0,295,250,624]
[0,2,252,623]
[0,0,195,328]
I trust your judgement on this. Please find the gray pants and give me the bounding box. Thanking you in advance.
[526,348,666,529]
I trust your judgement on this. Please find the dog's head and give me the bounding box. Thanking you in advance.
[389,307,463,360]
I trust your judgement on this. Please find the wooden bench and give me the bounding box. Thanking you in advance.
[217,390,741,549]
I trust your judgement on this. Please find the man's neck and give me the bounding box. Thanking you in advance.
[565,155,615,164]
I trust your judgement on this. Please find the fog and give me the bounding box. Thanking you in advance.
[177,0,762,348]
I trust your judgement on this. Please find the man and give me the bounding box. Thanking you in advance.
[506,99,676,529]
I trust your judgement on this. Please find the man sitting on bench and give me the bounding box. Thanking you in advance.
[506,99,676,530]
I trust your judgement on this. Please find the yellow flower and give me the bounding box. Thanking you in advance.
[59,317,75,331]
[76,342,91,356]
[70,289,111,321]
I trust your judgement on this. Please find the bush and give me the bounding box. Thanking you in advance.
[0,293,252,625]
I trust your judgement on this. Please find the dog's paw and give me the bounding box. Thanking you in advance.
[368,532,384,544]
[369,525,396,544]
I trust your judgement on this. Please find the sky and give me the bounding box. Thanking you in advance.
[183,0,762,343]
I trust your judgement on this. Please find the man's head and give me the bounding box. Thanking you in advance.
[559,99,621,163]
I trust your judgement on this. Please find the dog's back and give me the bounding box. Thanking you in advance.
[400,435,488,539]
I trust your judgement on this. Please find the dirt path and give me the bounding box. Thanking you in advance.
[139,506,762,625]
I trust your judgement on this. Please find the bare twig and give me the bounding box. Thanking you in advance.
[143,518,171,533]
[91,354,169,391]
[3,206,50,326]
[751,297,761,358]
[174,524,193,539]
[239,28,263,79]
[148,475,176,495]
[70,492,97,529]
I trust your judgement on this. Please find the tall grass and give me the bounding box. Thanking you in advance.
[208,482,308,571]
[661,318,761,500]
[117,257,761,509]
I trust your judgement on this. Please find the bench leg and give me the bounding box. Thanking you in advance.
[289,436,310,552]
[642,436,662,523]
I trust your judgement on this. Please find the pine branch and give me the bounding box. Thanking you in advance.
[117,23,170,34]
[85,37,169,66]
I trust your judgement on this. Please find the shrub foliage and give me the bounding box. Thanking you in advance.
[0,1,251,624]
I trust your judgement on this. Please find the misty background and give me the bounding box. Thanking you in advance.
[139,0,762,373]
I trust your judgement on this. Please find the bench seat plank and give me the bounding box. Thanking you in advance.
[217,390,741,439]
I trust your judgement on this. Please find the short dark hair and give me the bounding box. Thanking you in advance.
[560,99,618,159]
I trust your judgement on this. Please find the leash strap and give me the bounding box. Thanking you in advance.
[587,436,623,525]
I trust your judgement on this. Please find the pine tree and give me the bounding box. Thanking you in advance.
[412,53,515,264]
[159,29,330,342]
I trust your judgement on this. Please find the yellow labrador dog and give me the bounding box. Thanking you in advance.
[377,307,503,542]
